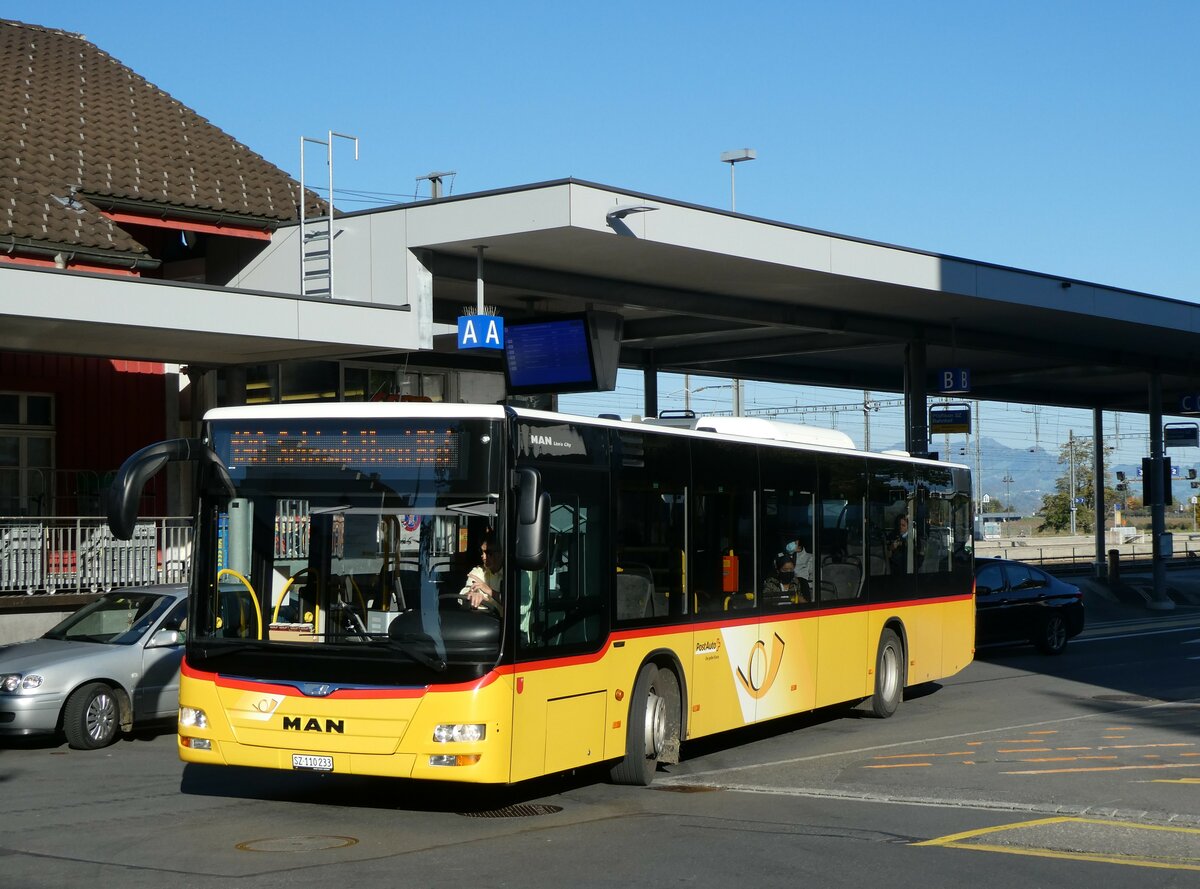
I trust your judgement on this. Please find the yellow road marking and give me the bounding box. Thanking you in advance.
[1003,762,1200,775]
[997,747,1052,753]
[871,751,973,759]
[917,816,1200,871]
[1016,756,1118,763]
[862,762,931,769]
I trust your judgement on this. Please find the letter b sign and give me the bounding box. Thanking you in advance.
[937,368,970,394]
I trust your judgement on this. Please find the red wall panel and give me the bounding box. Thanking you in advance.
[0,352,170,513]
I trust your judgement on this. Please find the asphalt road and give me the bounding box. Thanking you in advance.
[1,617,1198,888]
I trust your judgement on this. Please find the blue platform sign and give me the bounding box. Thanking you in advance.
[457,315,504,350]
[936,368,971,394]
[929,404,971,434]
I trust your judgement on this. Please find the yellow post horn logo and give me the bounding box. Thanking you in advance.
[736,633,785,699]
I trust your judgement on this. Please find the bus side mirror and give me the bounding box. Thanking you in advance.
[514,467,550,570]
[107,438,230,540]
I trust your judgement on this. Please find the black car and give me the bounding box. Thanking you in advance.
[974,557,1085,655]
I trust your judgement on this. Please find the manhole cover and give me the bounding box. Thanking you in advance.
[459,803,563,818]
[654,784,721,793]
[237,835,358,853]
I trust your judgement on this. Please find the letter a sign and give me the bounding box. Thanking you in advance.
[457,315,504,350]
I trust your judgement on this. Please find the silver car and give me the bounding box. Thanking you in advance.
[0,585,187,749]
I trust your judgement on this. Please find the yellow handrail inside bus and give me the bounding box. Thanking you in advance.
[272,567,320,625]
[216,568,264,640]
[346,574,367,620]
[375,514,402,611]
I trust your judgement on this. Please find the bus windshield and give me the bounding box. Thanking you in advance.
[190,417,505,680]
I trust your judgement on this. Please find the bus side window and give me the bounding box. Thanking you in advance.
[614,431,687,623]
[690,440,755,614]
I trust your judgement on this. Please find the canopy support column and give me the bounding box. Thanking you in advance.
[1148,374,1174,609]
[1093,408,1106,579]
[904,339,928,457]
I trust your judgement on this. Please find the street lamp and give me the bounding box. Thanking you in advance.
[720,149,756,415]
[720,148,756,212]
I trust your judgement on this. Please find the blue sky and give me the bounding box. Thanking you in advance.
[10,1,1200,480]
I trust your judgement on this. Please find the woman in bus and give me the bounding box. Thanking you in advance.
[761,553,808,607]
[461,531,504,609]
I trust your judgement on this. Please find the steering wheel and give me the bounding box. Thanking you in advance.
[438,592,502,617]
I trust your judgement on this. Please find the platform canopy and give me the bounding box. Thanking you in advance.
[390,178,1200,415]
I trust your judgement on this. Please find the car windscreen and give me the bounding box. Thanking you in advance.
[43,592,176,645]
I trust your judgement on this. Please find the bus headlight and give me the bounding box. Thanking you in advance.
[179,706,208,729]
[432,723,486,743]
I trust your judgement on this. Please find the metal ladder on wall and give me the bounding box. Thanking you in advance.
[299,131,358,298]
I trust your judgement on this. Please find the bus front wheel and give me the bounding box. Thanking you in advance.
[868,629,904,718]
[610,663,678,786]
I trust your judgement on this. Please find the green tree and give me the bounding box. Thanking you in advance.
[1036,436,1118,533]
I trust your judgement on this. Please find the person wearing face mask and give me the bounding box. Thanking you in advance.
[761,553,809,607]
[784,537,813,585]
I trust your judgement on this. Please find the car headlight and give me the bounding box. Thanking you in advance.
[1,673,43,693]
[432,723,486,743]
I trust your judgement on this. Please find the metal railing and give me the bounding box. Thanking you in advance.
[0,517,192,594]
[975,534,1200,568]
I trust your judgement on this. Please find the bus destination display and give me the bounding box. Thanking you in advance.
[225,427,461,468]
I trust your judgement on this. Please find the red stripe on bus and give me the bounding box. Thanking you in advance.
[182,592,971,688]
[181,659,501,698]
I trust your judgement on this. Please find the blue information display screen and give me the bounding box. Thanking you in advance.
[504,316,598,394]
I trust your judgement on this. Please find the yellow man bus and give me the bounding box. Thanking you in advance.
[108,404,974,786]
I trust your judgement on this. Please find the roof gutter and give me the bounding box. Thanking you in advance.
[77,193,283,233]
[0,235,161,271]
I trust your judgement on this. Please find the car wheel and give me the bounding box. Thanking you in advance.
[63,682,120,750]
[1034,613,1068,655]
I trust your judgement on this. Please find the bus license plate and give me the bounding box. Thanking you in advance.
[292,754,333,772]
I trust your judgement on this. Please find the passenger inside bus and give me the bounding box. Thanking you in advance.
[887,513,911,574]
[783,536,814,586]
[760,553,808,607]
[459,531,504,610]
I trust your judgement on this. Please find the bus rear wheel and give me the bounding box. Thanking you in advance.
[868,629,904,718]
[610,663,678,786]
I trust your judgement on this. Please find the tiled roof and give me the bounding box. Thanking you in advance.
[1,19,322,262]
